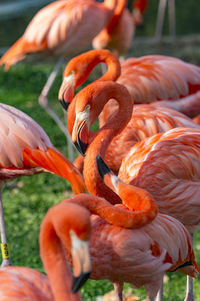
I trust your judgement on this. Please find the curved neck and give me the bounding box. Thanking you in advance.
[65,50,121,90]
[40,206,82,301]
[106,0,127,34]
[65,193,155,228]
[103,0,117,11]
[83,82,134,204]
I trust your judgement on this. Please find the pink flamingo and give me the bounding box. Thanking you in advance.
[0,103,85,266]
[1,192,197,301]
[0,200,92,300]
[92,0,134,59]
[0,0,117,149]
[59,50,200,174]
[70,81,200,300]
[62,189,198,301]
[59,49,200,117]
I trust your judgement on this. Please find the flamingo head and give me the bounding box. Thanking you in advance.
[96,155,158,213]
[58,70,75,111]
[71,81,111,155]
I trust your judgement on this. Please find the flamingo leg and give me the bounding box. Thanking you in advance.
[113,283,123,301]
[184,234,194,301]
[155,277,163,301]
[0,182,11,267]
[168,0,176,39]
[38,56,74,161]
[154,0,167,41]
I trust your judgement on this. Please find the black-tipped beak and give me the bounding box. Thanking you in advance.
[74,129,89,156]
[60,98,70,111]
[72,272,91,293]
[96,155,111,180]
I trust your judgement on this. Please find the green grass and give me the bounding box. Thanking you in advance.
[0,49,200,300]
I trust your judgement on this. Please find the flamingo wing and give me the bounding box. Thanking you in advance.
[118,55,200,103]
[0,0,114,68]
[119,128,200,231]
[0,103,85,194]
[0,266,52,301]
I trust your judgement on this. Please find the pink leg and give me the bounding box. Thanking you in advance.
[114,283,123,301]
[184,234,194,301]
[38,57,74,161]
[0,182,11,267]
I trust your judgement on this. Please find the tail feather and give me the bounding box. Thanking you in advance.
[23,147,85,194]
[0,37,45,70]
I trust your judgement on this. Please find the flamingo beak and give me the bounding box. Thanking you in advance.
[96,155,120,193]
[72,108,90,156]
[70,231,91,293]
[58,71,75,111]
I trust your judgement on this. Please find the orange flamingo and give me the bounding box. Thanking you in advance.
[0,0,117,148]
[0,103,85,267]
[63,69,200,175]
[0,0,117,70]
[92,0,149,59]
[59,49,200,116]
[96,154,199,300]
[92,0,134,59]
[193,114,200,125]
[132,0,148,26]
[1,193,197,301]
[59,49,200,173]
[70,81,200,300]
[0,200,92,300]
[61,190,198,301]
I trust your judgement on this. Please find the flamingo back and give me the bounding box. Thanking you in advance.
[89,213,198,296]
[118,55,200,103]
[0,0,116,68]
[0,266,52,301]
[119,128,200,231]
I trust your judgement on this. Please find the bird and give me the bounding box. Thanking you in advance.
[95,154,199,300]
[70,81,200,301]
[59,49,200,174]
[132,0,148,26]
[0,0,118,144]
[0,103,85,267]
[58,49,200,117]
[0,0,117,70]
[62,181,199,301]
[193,114,200,125]
[92,0,135,59]
[92,0,149,60]
[0,199,92,300]
[61,62,200,175]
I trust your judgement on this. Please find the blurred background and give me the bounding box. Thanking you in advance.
[0,0,200,47]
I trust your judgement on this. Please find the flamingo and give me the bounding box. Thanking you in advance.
[193,114,200,125]
[70,81,200,301]
[61,190,198,301]
[0,200,92,300]
[95,154,200,300]
[58,49,200,117]
[0,103,85,267]
[61,56,200,174]
[58,49,200,172]
[92,0,134,59]
[0,0,117,150]
[132,0,148,26]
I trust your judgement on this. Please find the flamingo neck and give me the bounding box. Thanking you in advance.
[103,0,117,11]
[40,212,82,301]
[66,192,156,228]
[106,0,127,34]
[65,50,121,90]
[83,82,133,204]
